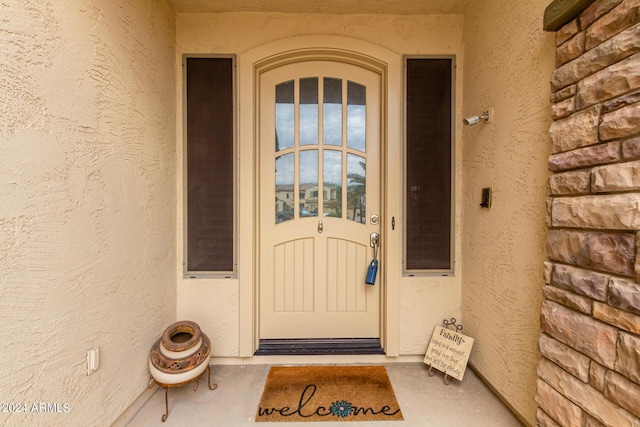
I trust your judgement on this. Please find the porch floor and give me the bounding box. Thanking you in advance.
[125,363,523,426]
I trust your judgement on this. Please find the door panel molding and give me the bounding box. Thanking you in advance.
[273,238,314,313]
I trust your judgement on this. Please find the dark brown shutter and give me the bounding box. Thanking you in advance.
[186,57,234,272]
[405,58,452,270]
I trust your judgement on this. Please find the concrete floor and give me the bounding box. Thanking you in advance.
[125,363,523,426]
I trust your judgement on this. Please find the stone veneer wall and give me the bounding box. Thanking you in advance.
[536,0,640,426]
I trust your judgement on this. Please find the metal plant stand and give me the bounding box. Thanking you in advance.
[148,365,218,422]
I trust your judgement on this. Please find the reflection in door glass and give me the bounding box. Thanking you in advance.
[347,154,366,223]
[275,80,294,151]
[275,153,294,223]
[323,78,342,146]
[347,81,366,152]
[300,78,318,146]
[323,150,342,218]
[299,150,318,218]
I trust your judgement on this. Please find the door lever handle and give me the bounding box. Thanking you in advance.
[370,232,379,248]
[366,233,380,286]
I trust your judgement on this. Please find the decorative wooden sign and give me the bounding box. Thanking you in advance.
[423,324,474,382]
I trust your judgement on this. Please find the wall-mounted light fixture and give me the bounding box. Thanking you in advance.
[463,107,494,126]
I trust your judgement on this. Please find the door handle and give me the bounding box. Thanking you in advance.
[370,232,379,248]
[366,233,380,285]
[318,220,323,233]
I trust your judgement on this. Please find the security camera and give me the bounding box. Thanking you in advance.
[463,115,481,126]
[463,108,493,126]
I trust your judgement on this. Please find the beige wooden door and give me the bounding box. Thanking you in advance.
[259,60,381,339]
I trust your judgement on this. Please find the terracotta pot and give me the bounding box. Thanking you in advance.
[161,321,202,352]
[149,321,211,385]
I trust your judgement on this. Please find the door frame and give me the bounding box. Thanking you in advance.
[237,36,403,357]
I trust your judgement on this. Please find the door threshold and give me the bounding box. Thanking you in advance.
[255,338,384,356]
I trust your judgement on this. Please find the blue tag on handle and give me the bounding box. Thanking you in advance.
[365,260,378,285]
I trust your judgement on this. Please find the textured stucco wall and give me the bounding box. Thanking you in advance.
[175,12,465,357]
[0,1,176,426]
[461,0,555,424]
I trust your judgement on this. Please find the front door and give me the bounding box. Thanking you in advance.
[259,60,382,340]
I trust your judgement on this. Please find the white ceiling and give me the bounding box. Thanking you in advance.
[167,0,472,15]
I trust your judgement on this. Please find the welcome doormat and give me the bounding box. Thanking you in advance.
[255,366,403,422]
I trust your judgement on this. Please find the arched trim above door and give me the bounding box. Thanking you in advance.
[237,36,403,358]
[255,47,387,76]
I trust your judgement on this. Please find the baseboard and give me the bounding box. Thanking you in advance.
[111,384,158,427]
[468,363,532,427]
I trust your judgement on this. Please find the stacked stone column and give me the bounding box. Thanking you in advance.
[537,0,640,426]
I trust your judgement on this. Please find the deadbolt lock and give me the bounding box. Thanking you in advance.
[370,214,379,225]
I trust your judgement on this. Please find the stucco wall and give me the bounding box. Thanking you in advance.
[175,12,465,357]
[461,0,555,424]
[0,1,176,426]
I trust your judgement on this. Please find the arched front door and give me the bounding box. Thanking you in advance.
[258,59,382,343]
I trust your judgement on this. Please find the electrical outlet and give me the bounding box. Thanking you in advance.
[86,347,100,376]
